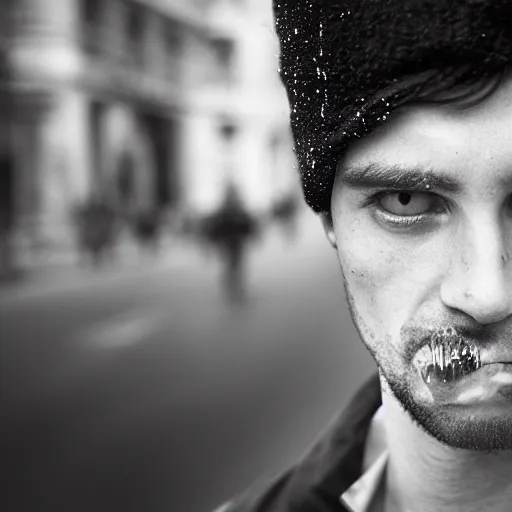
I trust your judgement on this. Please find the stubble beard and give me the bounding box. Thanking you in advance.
[340,269,512,451]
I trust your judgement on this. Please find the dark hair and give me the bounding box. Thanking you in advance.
[402,67,507,108]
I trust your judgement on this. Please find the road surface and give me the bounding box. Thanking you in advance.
[0,211,375,512]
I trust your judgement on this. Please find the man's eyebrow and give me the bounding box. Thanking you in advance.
[339,162,462,193]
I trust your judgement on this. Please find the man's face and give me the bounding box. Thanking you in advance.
[329,74,512,450]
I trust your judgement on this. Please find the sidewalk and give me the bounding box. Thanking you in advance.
[0,209,329,304]
[0,233,204,304]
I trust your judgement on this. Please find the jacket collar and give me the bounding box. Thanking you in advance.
[231,373,382,512]
[288,373,382,511]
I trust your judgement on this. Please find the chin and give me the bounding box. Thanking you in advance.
[386,370,512,451]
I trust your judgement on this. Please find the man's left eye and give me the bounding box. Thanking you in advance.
[378,191,438,216]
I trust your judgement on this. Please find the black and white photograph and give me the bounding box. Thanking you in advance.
[2,1,512,511]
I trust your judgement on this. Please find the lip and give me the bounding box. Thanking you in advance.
[409,327,512,404]
[461,363,512,388]
[407,325,512,361]
[471,362,512,373]
[413,334,481,383]
[442,363,512,405]
[443,327,512,366]
[418,362,512,405]
[480,348,512,366]
[412,328,512,380]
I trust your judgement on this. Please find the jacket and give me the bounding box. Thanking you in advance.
[222,373,382,512]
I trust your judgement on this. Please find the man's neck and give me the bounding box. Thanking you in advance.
[381,389,512,512]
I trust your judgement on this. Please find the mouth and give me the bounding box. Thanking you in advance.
[413,328,482,384]
[412,328,512,405]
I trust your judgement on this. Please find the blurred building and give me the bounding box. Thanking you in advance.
[1,0,297,260]
[183,0,298,215]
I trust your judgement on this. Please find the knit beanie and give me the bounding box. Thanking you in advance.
[273,0,512,212]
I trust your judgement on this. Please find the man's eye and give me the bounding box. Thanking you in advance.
[378,191,437,216]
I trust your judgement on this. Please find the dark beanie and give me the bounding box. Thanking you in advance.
[273,0,512,212]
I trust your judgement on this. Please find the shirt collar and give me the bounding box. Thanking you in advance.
[340,450,387,512]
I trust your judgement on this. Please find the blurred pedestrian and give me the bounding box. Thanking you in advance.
[203,185,259,304]
[271,194,300,241]
[132,208,162,257]
[73,195,118,268]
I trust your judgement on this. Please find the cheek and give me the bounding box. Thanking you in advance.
[334,213,448,343]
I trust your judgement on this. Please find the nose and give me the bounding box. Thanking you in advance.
[440,218,512,325]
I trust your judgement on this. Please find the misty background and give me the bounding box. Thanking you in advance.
[0,1,375,511]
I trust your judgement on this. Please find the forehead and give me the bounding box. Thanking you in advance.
[338,74,512,187]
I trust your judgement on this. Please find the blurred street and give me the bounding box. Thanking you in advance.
[0,211,375,512]
[0,2,378,511]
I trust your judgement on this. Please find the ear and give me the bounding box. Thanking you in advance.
[320,212,337,248]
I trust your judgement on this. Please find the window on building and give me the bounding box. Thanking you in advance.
[125,1,146,68]
[165,21,182,80]
[210,36,236,85]
[81,0,101,25]
[219,121,238,142]
[212,37,234,70]
[80,0,104,55]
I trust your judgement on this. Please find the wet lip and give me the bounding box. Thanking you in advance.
[471,362,512,373]
[411,326,512,384]
[424,363,512,406]
[480,350,512,366]
[481,361,512,368]
[458,363,512,385]
[416,356,512,386]
[413,341,512,367]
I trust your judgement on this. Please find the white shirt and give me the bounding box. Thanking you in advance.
[340,405,388,512]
